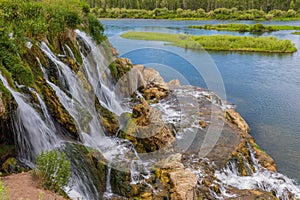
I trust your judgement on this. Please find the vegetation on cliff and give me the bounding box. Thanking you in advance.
[0,0,105,173]
[121,31,297,53]
[189,23,300,32]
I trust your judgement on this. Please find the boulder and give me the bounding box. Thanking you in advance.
[226,109,250,133]
[154,154,198,200]
[119,100,175,153]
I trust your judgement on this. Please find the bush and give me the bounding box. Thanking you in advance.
[34,150,71,196]
[0,179,9,200]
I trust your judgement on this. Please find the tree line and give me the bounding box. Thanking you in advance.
[85,0,300,12]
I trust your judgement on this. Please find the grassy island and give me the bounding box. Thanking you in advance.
[121,31,297,53]
[189,23,300,33]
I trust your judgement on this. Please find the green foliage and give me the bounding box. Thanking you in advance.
[0,179,9,200]
[189,23,300,33]
[93,6,300,20]
[85,0,300,12]
[88,14,106,43]
[35,150,71,196]
[0,0,105,89]
[121,31,297,53]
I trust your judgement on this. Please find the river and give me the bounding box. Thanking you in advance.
[101,19,300,184]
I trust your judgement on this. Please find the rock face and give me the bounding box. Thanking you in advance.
[119,100,175,153]
[154,154,198,200]
[133,66,169,102]
[226,108,250,133]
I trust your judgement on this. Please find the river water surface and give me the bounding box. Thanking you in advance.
[101,19,300,184]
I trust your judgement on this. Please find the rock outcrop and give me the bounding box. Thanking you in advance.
[133,66,169,102]
[226,108,250,133]
[154,154,198,200]
[119,99,175,153]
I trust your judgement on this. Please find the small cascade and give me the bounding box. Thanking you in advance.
[65,44,76,61]
[29,88,56,131]
[75,30,126,115]
[0,73,60,162]
[103,164,113,198]
[38,32,154,199]
[215,145,300,199]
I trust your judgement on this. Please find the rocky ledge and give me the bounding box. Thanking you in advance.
[101,57,296,200]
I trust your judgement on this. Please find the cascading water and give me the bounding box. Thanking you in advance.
[215,145,300,199]
[38,30,152,199]
[0,73,59,163]
[1,27,300,200]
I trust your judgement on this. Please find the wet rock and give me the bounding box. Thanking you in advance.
[39,80,79,140]
[250,139,277,172]
[110,163,132,198]
[64,143,107,199]
[132,67,169,102]
[199,120,208,129]
[227,188,278,199]
[226,109,250,133]
[119,100,175,153]
[109,58,132,81]
[132,99,150,126]
[95,99,120,136]
[154,154,198,200]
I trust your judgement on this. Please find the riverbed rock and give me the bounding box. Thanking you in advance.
[132,66,169,102]
[154,154,198,200]
[226,109,250,133]
[119,100,175,153]
[95,98,120,136]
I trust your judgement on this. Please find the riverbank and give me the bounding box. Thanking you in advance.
[189,23,300,32]
[121,31,297,53]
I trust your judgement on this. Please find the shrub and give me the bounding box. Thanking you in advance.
[34,150,71,196]
[0,179,9,200]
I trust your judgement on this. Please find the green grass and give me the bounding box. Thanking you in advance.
[121,31,204,50]
[121,31,297,53]
[292,31,300,35]
[189,23,300,32]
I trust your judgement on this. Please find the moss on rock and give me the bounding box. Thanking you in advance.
[38,80,78,140]
[95,98,120,136]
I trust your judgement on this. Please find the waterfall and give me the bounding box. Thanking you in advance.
[0,73,60,163]
[215,145,300,199]
[2,27,298,200]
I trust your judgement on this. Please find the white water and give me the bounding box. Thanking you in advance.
[75,30,126,115]
[1,28,299,199]
[38,32,154,199]
[0,73,60,162]
[215,145,300,199]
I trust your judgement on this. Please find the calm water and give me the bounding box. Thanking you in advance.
[101,19,300,183]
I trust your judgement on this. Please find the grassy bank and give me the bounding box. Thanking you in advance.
[121,31,297,53]
[189,23,300,32]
